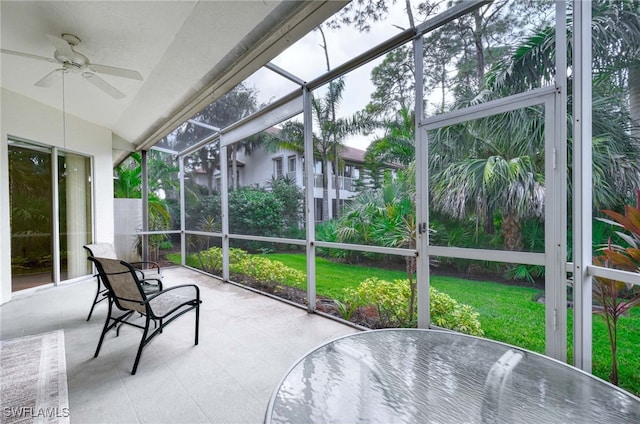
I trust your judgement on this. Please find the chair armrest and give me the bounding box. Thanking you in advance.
[144,284,200,302]
[140,278,163,291]
[129,261,161,272]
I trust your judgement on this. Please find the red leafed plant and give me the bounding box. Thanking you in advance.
[594,204,640,386]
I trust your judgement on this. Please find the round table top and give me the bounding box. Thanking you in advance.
[265,329,640,424]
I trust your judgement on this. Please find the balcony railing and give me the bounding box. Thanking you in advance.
[306,174,357,191]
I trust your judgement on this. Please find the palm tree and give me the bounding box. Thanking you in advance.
[366,107,416,168]
[113,152,172,232]
[482,0,640,210]
[275,78,373,221]
[429,105,546,250]
[430,0,640,250]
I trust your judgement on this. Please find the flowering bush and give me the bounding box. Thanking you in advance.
[345,277,483,335]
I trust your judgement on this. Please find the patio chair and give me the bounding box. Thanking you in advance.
[83,243,163,321]
[88,256,201,375]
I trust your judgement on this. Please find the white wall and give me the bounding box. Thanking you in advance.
[0,88,115,304]
[237,146,283,188]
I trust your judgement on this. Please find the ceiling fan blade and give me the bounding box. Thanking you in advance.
[89,63,142,81]
[82,72,125,99]
[35,69,62,87]
[1,48,57,63]
[46,34,76,58]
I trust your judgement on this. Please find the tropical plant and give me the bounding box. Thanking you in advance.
[337,166,418,321]
[365,107,415,168]
[593,204,640,386]
[114,152,174,261]
[429,107,546,251]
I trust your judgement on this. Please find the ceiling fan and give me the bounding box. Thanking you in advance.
[0,33,143,99]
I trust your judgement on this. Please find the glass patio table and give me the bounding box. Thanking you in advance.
[265,329,640,424]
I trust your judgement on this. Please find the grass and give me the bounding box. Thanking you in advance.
[167,251,640,395]
[262,253,640,395]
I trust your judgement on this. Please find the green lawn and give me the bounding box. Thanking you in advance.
[263,253,640,395]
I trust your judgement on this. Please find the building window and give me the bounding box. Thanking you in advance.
[344,165,353,178]
[273,157,283,179]
[287,155,296,180]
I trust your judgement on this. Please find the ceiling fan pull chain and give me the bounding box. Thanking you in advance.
[62,69,67,168]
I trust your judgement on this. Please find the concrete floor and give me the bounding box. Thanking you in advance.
[0,267,358,424]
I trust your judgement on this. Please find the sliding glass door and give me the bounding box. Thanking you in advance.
[8,139,93,291]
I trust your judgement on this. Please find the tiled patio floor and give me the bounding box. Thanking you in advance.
[0,267,358,423]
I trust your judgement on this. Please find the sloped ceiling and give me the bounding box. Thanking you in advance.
[0,1,346,163]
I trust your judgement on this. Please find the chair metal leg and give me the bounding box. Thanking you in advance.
[131,315,151,375]
[94,299,113,358]
[195,304,200,345]
[87,276,102,321]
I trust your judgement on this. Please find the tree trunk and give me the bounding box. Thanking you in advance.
[473,9,485,84]
[334,153,341,219]
[484,205,495,235]
[501,213,523,251]
[406,255,416,323]
[629,64,640,139]
[322,158,330,221]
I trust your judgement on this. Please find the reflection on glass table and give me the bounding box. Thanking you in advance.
[265,329,640,424]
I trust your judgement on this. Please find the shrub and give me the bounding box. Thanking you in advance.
[430,288,484,336]
[196,247,304,288]
[345,277,484,336]
[269,177,304,230]
[232,255,305,288]
[229,187,284,236]
[345,278,410,327]
[198,247,248,274]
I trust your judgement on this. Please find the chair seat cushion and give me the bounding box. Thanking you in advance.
[148,286,199,317]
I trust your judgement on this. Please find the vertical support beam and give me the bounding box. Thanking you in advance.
[543,0,568,362]
[179,155,186,267]
[545,95,567,361]
[414,35,430,329]
[303,87,317,312]
[221,142,230,282]
[52,147,61,284]
[141,150,149,263]
[572,0,593,372]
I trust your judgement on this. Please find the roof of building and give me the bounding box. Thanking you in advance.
[341,146,366,163]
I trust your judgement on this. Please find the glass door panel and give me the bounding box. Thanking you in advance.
[59,152,93,280]
[9,142,53,291]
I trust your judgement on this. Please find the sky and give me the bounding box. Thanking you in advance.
[244,1,414,150]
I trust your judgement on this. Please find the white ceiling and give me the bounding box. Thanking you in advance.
[0,1,345,162]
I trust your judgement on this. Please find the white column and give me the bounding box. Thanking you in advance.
[572,0,593,372]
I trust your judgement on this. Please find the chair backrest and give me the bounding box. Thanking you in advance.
[84,243,118,259]
[88,257,146,314]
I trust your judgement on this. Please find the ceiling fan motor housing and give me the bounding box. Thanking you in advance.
[53,34,89,70]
